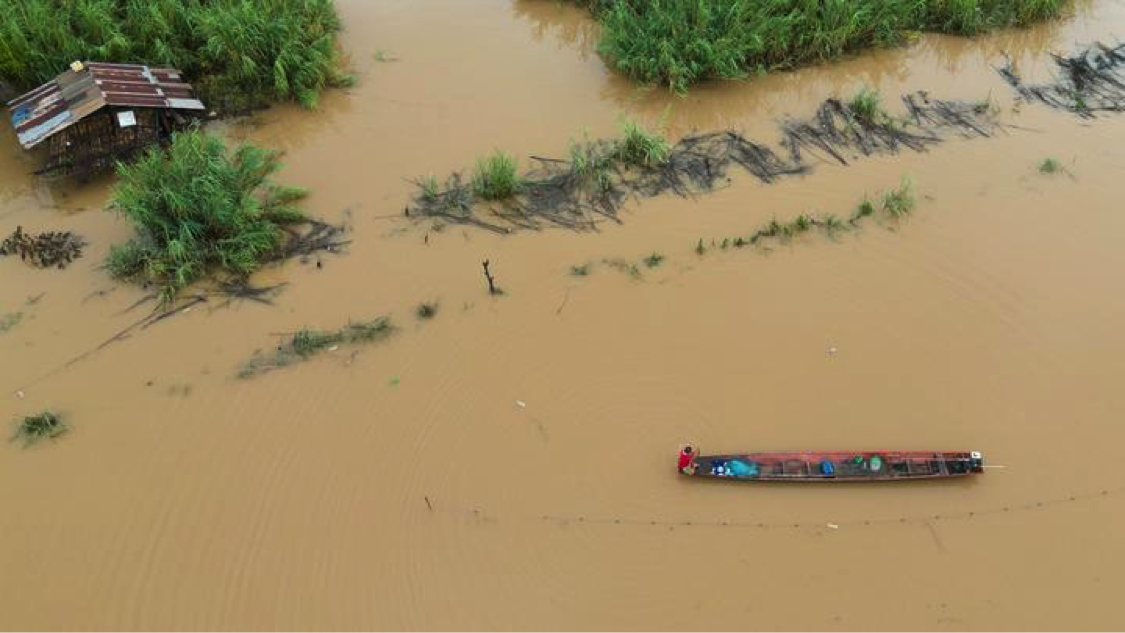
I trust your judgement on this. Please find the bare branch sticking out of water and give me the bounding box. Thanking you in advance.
[238,317,394,378]
[997,42,1125,117]
[407,91,997,234]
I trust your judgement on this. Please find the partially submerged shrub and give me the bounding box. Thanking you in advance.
[0,0,351,111]
[643,252,665,267]
[472,151,523,200]
[11,411,67,447]
[106,129,308,302]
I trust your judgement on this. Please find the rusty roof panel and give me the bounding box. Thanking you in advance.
[7,61,205,149]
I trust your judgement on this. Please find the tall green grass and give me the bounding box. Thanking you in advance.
[592,0,1067,92]
[0,0,351,110]
[106,129,307,302]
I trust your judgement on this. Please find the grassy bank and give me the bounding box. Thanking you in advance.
[0,0,350,110]
[589,0,1068,92]
[106,129,308,302]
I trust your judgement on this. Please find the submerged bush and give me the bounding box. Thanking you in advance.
[106,129,308,302]
[0,0,351,110]
[592,0,1068,92]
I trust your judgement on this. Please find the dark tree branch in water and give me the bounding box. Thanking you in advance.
[482,260,500,295]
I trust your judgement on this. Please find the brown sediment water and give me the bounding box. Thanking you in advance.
[3,0,1125,629]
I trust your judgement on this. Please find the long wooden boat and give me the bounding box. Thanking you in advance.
[683,450,984,482]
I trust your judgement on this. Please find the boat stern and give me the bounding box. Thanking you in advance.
[970,451,985,473]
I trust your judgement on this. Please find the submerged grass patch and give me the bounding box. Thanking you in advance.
[0,311,23,334]
[881,178,916,217]
[106,129,309,303]
[239,317,393,378]
[705,179,919,252]
[614,119,671,167]
[11,411,67,447]
[1038,157,1064,174]
[0,0,351,111]
[591,0,1068,92]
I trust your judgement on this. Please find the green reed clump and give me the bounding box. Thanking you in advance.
[592,0,1067,92]
[106,129,308,303]
[614,119,671,167]
[643,252,665,267]
[472,151,523,201]
[881,178,915,217]
[569,138,615,192]
[0,0,351,111]
[239,317,393,377]
[11,411,66,447]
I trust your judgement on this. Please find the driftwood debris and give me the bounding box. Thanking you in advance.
[0,226,85,268]
[998,42,1125,117]
[407,90,1000,234]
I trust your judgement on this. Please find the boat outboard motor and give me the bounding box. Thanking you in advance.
[970,451,985,473]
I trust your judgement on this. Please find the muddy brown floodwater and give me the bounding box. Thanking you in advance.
[4,0,1125,630]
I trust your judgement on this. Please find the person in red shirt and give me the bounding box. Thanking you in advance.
[678,445,698,474]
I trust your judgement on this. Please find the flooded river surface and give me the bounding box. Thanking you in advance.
[3,0,1125,629]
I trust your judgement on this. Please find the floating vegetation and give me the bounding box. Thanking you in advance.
[416,302,438,319]
[998,42,1125,117]
[0,312,22,334]
[106,130,342,303]
[239,317,393,378]
[0,0,352,112]
[11,411,67,447]
[409,92,996,234]
[643,252,665,268]
[0,226,85,268]
[705,181,918,251]
[570,263,592,276]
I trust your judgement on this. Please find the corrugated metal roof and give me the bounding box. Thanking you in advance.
[7,62,205,149]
